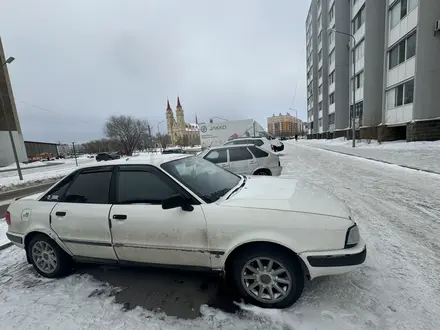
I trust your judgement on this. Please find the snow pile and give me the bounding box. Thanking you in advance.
[295,139,440,173]
[0,158,96,191]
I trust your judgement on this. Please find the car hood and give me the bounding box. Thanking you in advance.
[221,176,351,219]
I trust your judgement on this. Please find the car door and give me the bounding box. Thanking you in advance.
[203,149,229,170]
[50,166,117,260]
[228,146,256,174]
[109,165,211,268]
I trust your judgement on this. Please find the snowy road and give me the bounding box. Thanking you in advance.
[1,142,439,329]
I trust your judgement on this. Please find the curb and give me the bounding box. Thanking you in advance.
[0,242,13,251]
[312,145,440,175]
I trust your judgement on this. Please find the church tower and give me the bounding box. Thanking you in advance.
[175,97,185,127]
[165,100,174,136]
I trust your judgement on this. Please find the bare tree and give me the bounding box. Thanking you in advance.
[104,115,148,156]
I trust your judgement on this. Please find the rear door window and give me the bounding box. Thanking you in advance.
[248,146,269,158]
[253,139,264,146]
[63,168,113,204]
[229,147,253,161]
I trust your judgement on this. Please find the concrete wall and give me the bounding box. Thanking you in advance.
[363,0,386,127]
[0,131,28,167]
[413,0,440,120]
[334,0,350,130]
[320,0,330,132]
[311,0,319,134]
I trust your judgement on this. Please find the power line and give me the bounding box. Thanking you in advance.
[19,100,89,123]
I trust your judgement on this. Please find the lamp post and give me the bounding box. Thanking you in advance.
[1,56,23,179]
[289,107,299,136]
[329,28,356,147]
[157,120,164,152]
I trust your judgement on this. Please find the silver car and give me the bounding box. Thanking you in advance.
[199,144,282,176]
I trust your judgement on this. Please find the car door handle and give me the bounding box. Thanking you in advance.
[113,214,127,220]
[55,211,66,217]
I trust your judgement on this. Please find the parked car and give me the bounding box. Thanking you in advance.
[5,155,366,309]
[222,137,284,152]
[162,147,186,154]
[96,152,120,162]
[199,144,282,176]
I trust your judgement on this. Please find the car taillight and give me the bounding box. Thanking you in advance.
[5,211,11,225]
[278,160,281,166]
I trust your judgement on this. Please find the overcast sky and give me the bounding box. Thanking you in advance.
[1,0,309,143]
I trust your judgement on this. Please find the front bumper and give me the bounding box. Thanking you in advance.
[299,238,366,279]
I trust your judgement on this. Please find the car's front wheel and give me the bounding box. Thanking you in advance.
[230,246,304,308]
[28,234,72,278]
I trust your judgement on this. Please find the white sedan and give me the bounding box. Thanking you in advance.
[5,154,366,309]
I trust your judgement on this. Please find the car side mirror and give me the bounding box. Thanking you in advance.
[162,194,194,212]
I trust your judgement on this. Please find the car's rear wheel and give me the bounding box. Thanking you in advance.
[28,235,72,278]
[230,246,304,308]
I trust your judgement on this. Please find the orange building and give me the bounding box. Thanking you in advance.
[267,113,302,137]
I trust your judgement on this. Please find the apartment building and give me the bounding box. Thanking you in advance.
[305,0,440,141]
[267,113,302,137]
[306,0,350,137]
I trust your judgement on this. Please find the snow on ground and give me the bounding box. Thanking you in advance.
[0,161,56,171]
[0,218,8,246]
[296,138,440,173]
[1,143,440,329]
[0,157,96,191]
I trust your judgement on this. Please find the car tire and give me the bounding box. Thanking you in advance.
[28,234,72,278]
[230,246,304,309]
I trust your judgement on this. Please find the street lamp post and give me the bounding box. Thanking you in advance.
[157,120,165,152]
[1,57,23,179]
[329,29,356,147]
[289,107,299,136]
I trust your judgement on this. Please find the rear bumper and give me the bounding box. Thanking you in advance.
[6,232,25,248]
[270,166,283,176]
[299,238,366,279]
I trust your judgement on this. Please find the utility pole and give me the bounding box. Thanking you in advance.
[1,57,23,180]
[71,142,78,166]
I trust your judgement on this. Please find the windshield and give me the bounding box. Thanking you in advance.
[161,156,241,203]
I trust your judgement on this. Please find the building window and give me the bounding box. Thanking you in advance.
[329,50,335,65]
[318,32,322,44]
[329,93,335,105]
[389,0,419,30]
[318,84,323,95]
[352,6,365,34]
[319,118,323,127]
[329,4,335,21]
[318,68,322,79]
[329,113,335,124]
[386,79,414,109]
[319,101,323,111]
[318,50,322,62]
[353,40,364,62]
[354,71,364,89]
[388,33,417,70]
[329,71,335,84]
[328,29,334,45]
[350,101,364,121]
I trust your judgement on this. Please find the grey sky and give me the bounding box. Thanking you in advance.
[1,0,309,143]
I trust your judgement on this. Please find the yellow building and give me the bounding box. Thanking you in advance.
[166,97,200,146]
[267,112,302,137]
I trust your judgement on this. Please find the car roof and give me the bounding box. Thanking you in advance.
[81,154,191,169]
[208,144,257,150]
[228,137,265,140]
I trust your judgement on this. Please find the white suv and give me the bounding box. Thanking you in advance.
[199,144,282,176]
[222,137,284,152]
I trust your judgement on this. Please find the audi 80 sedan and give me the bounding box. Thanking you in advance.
[5,154,366,308]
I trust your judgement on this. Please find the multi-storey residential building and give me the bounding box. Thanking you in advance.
[305,0,440,141]
[267,113,303,137]
[382,0,440,141]
[306,0,350,138]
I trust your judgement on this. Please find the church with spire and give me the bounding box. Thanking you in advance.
[166,97,200,146]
